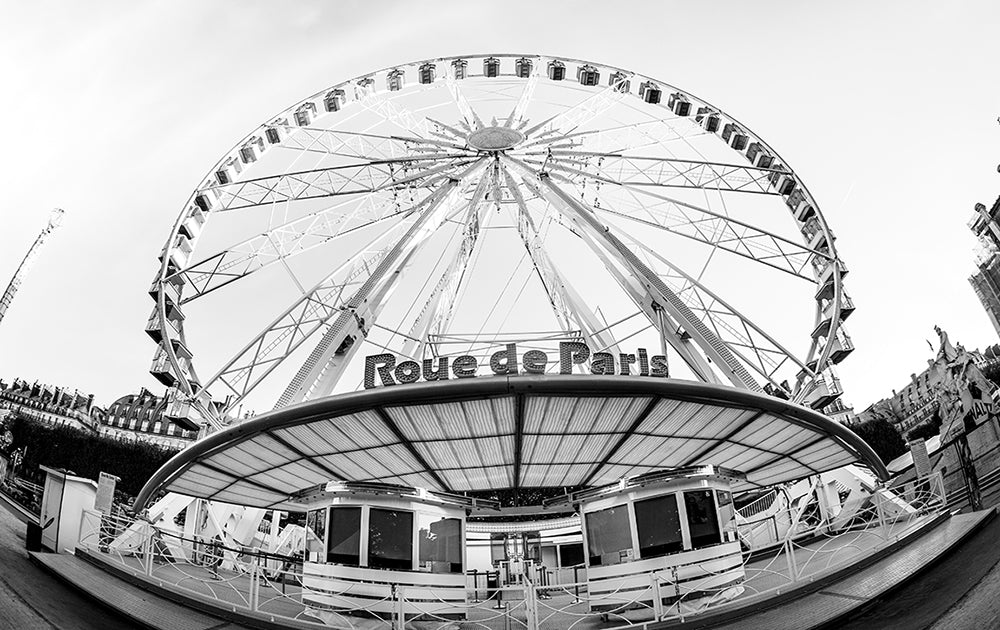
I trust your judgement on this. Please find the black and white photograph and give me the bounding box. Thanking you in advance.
[1,2,999,628]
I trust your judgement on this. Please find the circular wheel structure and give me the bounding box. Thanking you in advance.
[149,54,854,430]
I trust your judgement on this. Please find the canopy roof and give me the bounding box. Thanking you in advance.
[134,376,887,511]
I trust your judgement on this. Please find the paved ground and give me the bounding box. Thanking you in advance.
[836,509,1000,630]
[0,506,134,629]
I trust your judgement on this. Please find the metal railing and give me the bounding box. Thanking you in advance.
[77,475,948,630]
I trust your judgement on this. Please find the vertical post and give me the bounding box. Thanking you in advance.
[393,583,405,630]
[875,490,887,538]
[249,552,259,611]
[784,536,798,583]
[573,565,581,604]
[672,566,683,622]
[524,576,537,630]
[142,522,154,576]
[503,602,511,630]
[650,572,663,620]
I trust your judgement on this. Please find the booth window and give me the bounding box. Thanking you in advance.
[635,494,683,558]
[369,508,414,570]
[327,507,361,566]
[585,506,633,566]
[558,543,584,567]
[684,490,722,548]
[306,508,327,559]
[418,514,462,573]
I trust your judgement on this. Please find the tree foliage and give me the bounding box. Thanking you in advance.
[2,412,180,498]
[851,417,907,465]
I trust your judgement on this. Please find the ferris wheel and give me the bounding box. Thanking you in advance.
[147,54,854,430]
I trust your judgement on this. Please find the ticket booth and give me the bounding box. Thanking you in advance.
[300,483,470,622]
[39,466,97,553]
[576,466,745,612]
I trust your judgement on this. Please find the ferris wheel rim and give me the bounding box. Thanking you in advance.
[151,52,851,423]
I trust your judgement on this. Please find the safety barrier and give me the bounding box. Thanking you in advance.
[76,474,947,630]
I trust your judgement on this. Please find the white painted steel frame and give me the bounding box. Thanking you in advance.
[150,53,850,426]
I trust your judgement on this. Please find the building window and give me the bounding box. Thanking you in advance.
[634,493,683,558]
[585,505,633,566]
[326,507,361,566]
[684,490,722,549]
[417,514,462,573]
[368,508,413,570]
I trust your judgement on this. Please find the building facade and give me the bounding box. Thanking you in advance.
[100,387,197,450]
[969,197,1000,338]
[858,333,998,436]
[0,379,99,432]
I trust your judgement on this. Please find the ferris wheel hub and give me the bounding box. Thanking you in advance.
[467,126,524,152]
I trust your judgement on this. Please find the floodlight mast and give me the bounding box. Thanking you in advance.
[0,208,65,327]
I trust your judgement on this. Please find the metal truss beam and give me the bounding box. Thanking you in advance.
[625,235,813,386]
[279,126,468,159]
[520,118,709,153]
[591,185,825,280]
[400,173,492,359]
[504,71,538,129]
[174,190,433,304]
[527,151,783,195]
[204,157,472,212]
[507,156,761,391]
[521,73,632,140]
[444,69,483,132]
[502,167,622,358]
[276,161,488,407]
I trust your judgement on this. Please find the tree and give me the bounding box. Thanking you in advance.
[851,417,907,465]
[906,408,943,442]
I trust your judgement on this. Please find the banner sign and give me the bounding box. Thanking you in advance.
[365,341,668,389]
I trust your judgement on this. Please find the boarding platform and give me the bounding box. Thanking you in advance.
[29,506,995,630]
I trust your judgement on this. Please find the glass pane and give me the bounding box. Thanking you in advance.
[306,508,327,557]
[684,490,722,549]
[369,508,413,570]
[417,514,462,573]
[558,543,584,567]
[635,494,683,558]
[585,506,633,566]
[327,507,361,566]
[490,533,506,563]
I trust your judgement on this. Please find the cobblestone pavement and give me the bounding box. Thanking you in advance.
[0,507,134,630]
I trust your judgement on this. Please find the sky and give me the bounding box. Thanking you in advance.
[0,0,998,412]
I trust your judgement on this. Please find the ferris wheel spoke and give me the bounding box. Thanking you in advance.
[200,157,473,212]
[275,161,489,407]
[521,73,633,142]
[502,166,622,356]
[175,191,435,304]
[518,117,705,153]
[399,174,492,359]
[278,126,470,159]
[504,71,539,129]
[527,152,781,195]
[354,82,439,138]
[622,233,813,389]
[200,164,486,411]
[507,155,761,390]
[443,69,484,132]
[201,239,398,404]
[586,185,822,280]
